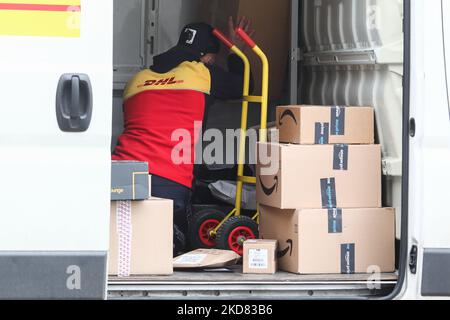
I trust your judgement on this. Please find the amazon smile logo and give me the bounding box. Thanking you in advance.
[259,176,279,196]
[277,239,293,258]
[279,109,298,126]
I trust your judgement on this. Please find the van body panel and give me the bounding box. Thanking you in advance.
[0,252,107,300]
[0,1,113,299]
[401,0,450,299]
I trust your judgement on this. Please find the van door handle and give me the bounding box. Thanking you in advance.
[56,74,93,132]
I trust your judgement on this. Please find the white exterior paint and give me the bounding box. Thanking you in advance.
[0,1,113,251]
[398,0,450,300]
[0,0,449,299]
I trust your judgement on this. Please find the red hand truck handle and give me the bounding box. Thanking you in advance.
[235,27,256,49]
[213,29,234,49]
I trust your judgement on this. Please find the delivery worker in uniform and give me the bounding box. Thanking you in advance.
[113,17,255,255]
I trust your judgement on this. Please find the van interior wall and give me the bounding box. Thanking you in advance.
[299,0,404,239]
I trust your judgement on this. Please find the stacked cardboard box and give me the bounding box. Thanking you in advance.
[243,240,278,274]
[257,105,395,275]
[111,161,150,201]
[109,161,173,277]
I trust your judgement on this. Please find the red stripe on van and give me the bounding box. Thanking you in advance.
[0,3,80,12]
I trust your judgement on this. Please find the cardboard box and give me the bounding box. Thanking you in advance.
[173,249,241,269]
[276,105,375,145]
[243,240,278,274]
[202,0,290,99]
[109,198,173,276]
[256,143,382,209]
[259,206,395,274]
[111,161,149,201]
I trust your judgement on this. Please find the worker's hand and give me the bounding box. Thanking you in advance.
[228,16,255,51]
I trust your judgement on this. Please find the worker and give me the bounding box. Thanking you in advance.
[113,17,255,256]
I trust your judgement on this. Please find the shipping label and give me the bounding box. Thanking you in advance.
[248,249,269,269]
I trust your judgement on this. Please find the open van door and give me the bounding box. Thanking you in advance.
[0,1,112,299]
[444,0,450,110]
[402,0,450,299]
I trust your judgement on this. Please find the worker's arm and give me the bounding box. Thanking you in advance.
[208,16,255,100]
[208,53,254,100]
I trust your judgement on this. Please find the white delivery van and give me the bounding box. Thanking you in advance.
[0,0,449,300]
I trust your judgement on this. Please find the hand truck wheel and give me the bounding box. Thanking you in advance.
[188,208,227,249]
[216,215,259,256]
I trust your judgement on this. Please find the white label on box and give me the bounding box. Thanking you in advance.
[248,249,269,269]
[175,254,207,265]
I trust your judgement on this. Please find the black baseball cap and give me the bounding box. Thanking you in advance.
[176,23,221,57]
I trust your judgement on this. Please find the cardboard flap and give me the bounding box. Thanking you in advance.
[174,249,241,269]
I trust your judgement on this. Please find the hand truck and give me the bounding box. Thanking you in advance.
[189,27,269,255]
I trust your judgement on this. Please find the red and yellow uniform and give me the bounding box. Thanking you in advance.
[113,50,248,189]
[113,61,210,188]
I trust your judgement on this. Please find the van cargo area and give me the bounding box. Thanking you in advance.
[108,0,405,300]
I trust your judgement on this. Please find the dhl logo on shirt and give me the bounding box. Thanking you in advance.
[138,77,185,88]
[124,61,212,101]
[0,0,81,37]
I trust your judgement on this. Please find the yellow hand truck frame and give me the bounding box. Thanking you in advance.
[205,27,269,255]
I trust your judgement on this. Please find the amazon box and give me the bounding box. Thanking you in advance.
[243,240,278,274]
[256,143,381,209]
[276,105,374,145]
[109,198,173,276]
[111,161,150,201]
[259,206,395,274]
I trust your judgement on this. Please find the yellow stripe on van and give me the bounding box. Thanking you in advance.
[0,1,81,38]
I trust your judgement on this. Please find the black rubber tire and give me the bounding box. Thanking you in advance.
[216,216,259,255]
[188,208,227,249]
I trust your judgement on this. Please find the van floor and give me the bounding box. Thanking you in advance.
[108,267,398,299]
